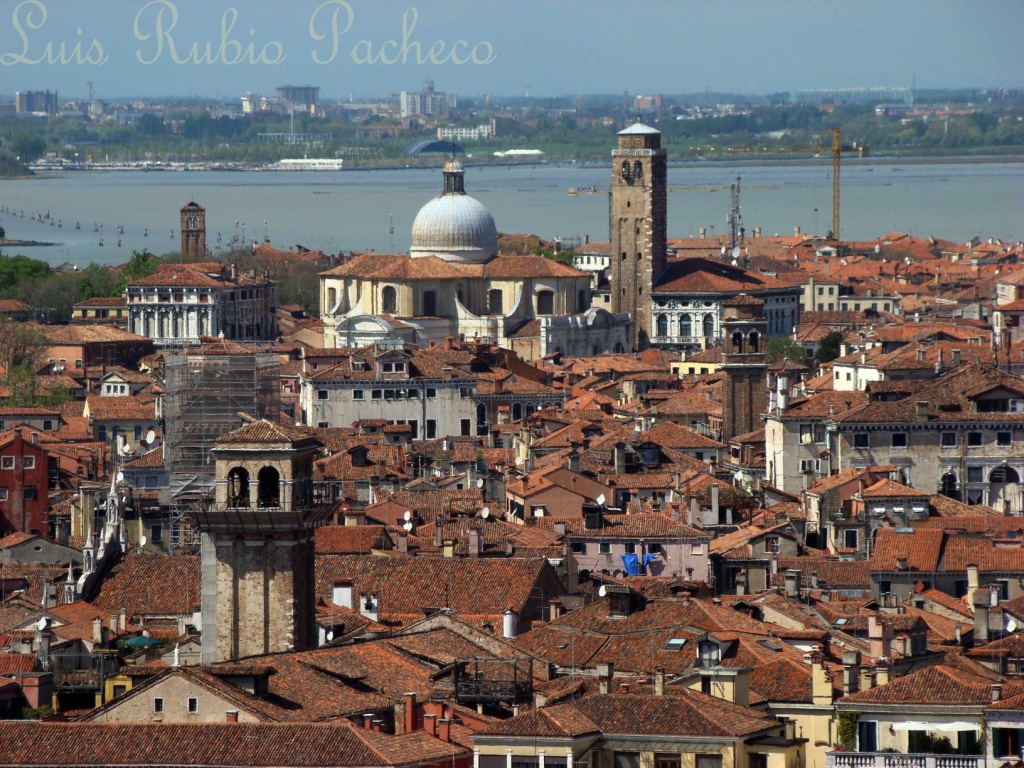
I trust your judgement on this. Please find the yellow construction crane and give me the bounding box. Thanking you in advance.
[685,127,867,240]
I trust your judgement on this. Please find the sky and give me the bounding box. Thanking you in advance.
[2,0,1022,100]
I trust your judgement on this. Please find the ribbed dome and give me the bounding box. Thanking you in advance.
[410,162,498,264]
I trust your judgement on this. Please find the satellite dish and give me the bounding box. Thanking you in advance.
[476,478,484,488]
[515,456,523,466]
[596,494,606,506]
[121,444,132,456]
[598,585,607,597]
[139,535,147,547]
[402,521,413,532]
[481,508,490,519]
[720,246,727,255]
[116,471,124,483]
[731,246,741,261]
[36,617,47,631]
[326,630,334,642]
[403,510,412,522]
[145,430,156,445]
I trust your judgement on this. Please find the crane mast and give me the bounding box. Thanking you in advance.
[832,126,841,240]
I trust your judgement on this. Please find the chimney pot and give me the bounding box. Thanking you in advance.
[226,710,239,723]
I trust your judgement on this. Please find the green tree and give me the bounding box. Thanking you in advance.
[0,254,52,289]
[10,133,45,162]
[4,361,39,406]
[0,317,45,375]
[765,335,808,364]
[112,250,158,295]
[814,330,845,366]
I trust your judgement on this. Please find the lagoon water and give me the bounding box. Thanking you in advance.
[1,158,1022,267]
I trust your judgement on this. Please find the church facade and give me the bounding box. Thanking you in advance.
[319,159,632,359]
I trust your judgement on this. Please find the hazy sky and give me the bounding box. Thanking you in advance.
[3,0,1021,99]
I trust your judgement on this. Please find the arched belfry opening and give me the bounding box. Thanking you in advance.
[227,467,249,507]
[257,466,281,508]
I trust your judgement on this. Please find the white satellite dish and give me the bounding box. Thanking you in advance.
[36,617,47,631]
[596,493,606,506]
[116,471,124,483]
[731,246,741,261]
[139,535,147,547]
[403,510,412,522]
[402,521,413,532]
[476,478,484,488]
[481,507,490,519]
[720,246,727,255]
[145,430,156,445]
[515,455,523,465]
[326,630,334,642]
[598,585,607,597]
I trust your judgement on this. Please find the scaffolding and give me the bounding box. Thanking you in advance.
[162,345,280,529]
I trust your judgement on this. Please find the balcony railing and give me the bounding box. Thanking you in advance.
[827,753,983,768]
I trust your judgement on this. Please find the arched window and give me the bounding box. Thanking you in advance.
[257,466,280,508]
[228,467,250,507]
[703,314,715,338]
[614,342,625,353]
[749,331,760,353]
[633,161,643,179]
[382,286,397,314]
[680,314,692,339]
[536,290,554,315]
[456,288,465,306]
[578,290,588,313]
[939,472,959,501]
[656,314,668,337]
[477,403,488,435]
[327,287,337,311]
[422,290,436,317]
[731,331,744,353]
[621,161,631,179]
[489,289,503,315]
[512,403,523,422]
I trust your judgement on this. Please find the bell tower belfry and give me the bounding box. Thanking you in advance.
[180,201,206,258]
[720,295,769,442]
[192,420,328,663]
[610,118,667,350]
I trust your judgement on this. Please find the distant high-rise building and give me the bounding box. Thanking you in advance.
[400,81,456,118]
[15,90,58,115]
[276,85,320,112]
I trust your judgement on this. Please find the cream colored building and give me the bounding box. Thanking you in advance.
[320,160,632,359]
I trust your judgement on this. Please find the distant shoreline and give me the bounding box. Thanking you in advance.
[0,238,58,247]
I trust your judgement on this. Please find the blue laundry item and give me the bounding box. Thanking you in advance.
[621,554,640,576]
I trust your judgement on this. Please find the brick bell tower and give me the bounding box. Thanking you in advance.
[610,117,668,350]
[191,420,329,663]
[720,295,769,442]
[180,201,206,258]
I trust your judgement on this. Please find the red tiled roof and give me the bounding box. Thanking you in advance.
[88,555,201,616]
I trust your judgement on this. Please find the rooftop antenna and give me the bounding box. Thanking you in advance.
[389,213,394,251]
[727,175,743,253]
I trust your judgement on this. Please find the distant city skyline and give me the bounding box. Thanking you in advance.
[1,0,1021,100]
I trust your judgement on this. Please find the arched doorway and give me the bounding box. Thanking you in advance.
[228,467,250,507]
[258,466,281,508]
[990,466,1021,514]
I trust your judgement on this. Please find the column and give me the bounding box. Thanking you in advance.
[506,749,513,768]
[538,750,545,768]
[565,749,573,768]
[473,750,480,768]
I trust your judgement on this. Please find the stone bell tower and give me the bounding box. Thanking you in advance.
[720,294,768,442]
[180,201,206,258]
[191,420,328,663]
[610,118,667,350]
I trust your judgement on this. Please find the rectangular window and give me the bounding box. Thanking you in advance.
[570,542,587,554]
[371,390,382,400]
[98,426,107,441]
[967,431,983,447]
[317,421,329,428]
[383,389,395,400]
[844,529,858,549]
[23,487,36,501]
[891,432,908,448]
[0,456,13,470]
[853,433,869,448]
[426,388,437,399]
[998,431,1012,447]
[154,697,164,713]
[317,389,329,400]
[134,426,143,441]
[151,524,163,543]
[599,542,611,555]
[43,420,53,431]
[187,697,198,713]
[0,488,7,501]
[408,388,419,399]
[857,720,878,752]
[112,684,127,698]
[623,542,636,554]
[460,419,471,436]
[967,466,984,483]
[426,420,437,439]
[22,456,34,470]
[352,390,364,400]
[941,432,957,447]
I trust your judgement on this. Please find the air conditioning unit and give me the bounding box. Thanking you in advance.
[1009,399,1023,413]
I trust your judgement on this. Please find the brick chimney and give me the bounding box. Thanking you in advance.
[653,665,665,696]
[868,616,893,659]
[423,713,437,737]
[226,710,239,723]
[468,528,482,558]
[404,692,417,733]
[597,663,614,694]
[437,718,451,744]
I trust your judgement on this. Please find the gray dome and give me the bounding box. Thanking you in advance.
[410,163,498,264]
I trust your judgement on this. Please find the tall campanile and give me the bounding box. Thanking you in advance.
[610,118,667,350]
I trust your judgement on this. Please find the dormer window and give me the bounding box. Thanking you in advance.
[698,638,720,668]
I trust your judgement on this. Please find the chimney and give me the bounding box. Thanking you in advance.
[110,613,118,632]
[700,228,706,239]
[859,666,875,692]
[363,713,374,730]
[754,226,761,238]
[842,650,861,696]
[226,710,239,723]
[119,608,127,633]
[434,525,443,549]
[935,348,944,373]
[653,665,665,696]
[973,588,991,644]
[92,617,103,644]
[810,570,820,590]
[806,652,833,705]
[875,660,890,687]
[503,609,519,639]
[597,663,614,694]
[333,579,354,610]
[952,348,962,366]
[468,528,482,558]
[734,571,747,596]
[553,521,566,537]
[916,347,925,362]
[784,570,800,598]
[992,683,1003,703]
[444,336,454,350]
[437,718,451,744]
[711,483,720,523]
[567,450,580,473]
[868,616,893,659]
[35,624,51,669]
[397,533,408,554]
[404,692,417,733]
[549,598,564,622]
[359,593,380,622]
[915,401,929,422]
[423,713,437,737]
[442,539,455,558]
[613,443,626,475]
